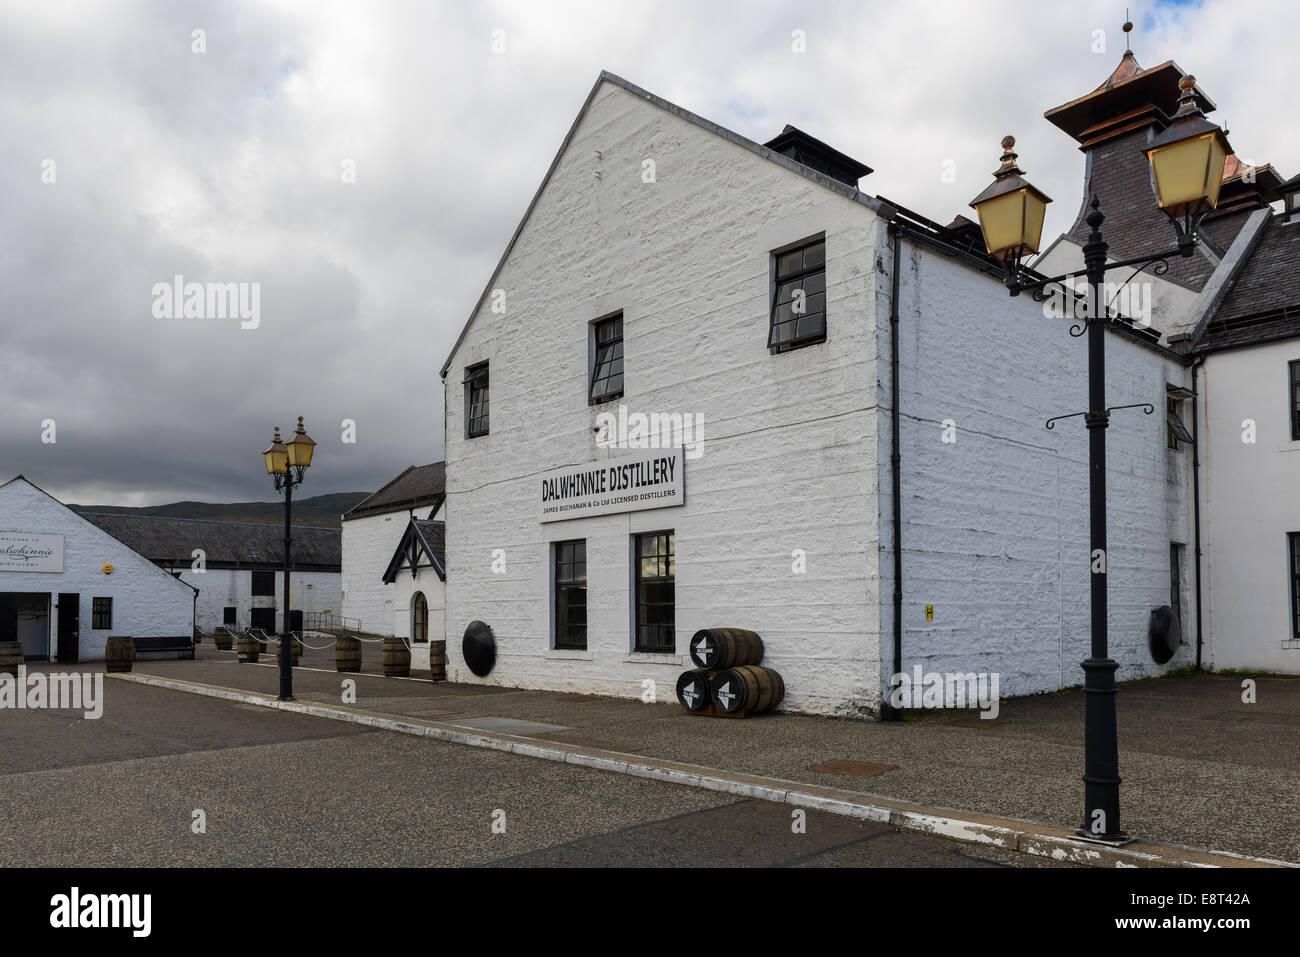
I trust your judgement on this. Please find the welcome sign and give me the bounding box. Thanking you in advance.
[0,533,64,573]
[540,449,685,522]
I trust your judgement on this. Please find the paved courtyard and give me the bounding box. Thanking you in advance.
[52,640,1299,863]
[0,673,1055,867]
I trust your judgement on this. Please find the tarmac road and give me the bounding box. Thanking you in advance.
[0,677,1064,867]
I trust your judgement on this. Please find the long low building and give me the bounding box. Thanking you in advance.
[80,512,341,635]
[0,476,196,661]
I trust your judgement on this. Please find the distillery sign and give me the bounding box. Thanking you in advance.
[540,449,684,522]
[0,533,64,573]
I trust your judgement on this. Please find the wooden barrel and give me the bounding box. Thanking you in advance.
[105,636,135,673]
[382,637,411,677]
[213,630,233,651]
[0,641,22,676]
[236,632,260,663]
[675,669,713,712]
[428,639,447,682]
[689,628,764,670]
[335,636,362,673]
[710,665,784,715]
[275,637,301,666]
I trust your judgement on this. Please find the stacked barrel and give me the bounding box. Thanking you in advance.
[676,628,784,716]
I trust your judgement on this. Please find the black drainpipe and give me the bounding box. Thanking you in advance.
[1191,354,1205,670]
[884,222,904,720]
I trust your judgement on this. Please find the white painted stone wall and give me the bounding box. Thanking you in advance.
[165,566,341,634]
[0,478,194,661]
[1199,340,1300,673]
[442,81,884,716]
[1033,237,1202,343]
[882,237,1198,697]
[390,567,445,672]
[341,503,440,635]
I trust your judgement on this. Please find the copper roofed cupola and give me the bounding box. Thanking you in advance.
[1044,51,1215,150]
[1042,36,1271,292]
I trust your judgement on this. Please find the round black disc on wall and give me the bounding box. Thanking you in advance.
[462,620,496,677]
[1148,605,1181,665]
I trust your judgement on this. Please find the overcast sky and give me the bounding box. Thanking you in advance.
[1,0,1294,506]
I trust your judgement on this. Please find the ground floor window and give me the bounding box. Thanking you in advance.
[634,531,675,652]
[553,540,587,649]
[223,606,237,626]
[412,591,428,642]
[1169,543,1184,626]
[1290,533,1300,639]
[91,597,112,630]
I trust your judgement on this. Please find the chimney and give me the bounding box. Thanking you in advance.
[763,125,873,188]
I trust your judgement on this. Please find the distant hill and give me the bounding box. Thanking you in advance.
[69,491,372,528]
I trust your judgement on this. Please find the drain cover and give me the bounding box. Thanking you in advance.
[808,760,894,778]
[442,716,572,736]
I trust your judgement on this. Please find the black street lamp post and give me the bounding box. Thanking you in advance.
[970,75,1230,843]
[262,417,317,702]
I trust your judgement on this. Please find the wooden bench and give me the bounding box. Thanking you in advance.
[132,636,195,660]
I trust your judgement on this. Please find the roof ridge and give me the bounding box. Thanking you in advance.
[78,511,339,532]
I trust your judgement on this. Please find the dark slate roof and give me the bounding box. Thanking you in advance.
[413,519,445,576]
[344,463,445,520]
[1213,216,1300,322]
[381,518,446,583]
[80,513,341,570]
[1197,215,1300,351]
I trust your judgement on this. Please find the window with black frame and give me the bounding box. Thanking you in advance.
[553,540,587,649]
[1169,543,1183,625]
[1290,533,1300,639]
[634,531,675,652]
[590,313,624,404]
[91,597,112,630]
[1290,360,1300,441]
[465,362,489,438]
[769,237,826,352]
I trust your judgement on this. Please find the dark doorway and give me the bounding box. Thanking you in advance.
[56,593,79,663]
[223,606,237,626]
[250,607,276,633]
[0,594,16,644]
[288,610,303,633]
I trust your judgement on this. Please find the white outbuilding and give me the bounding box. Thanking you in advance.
[340,463,444,639]
[0,476,195,662]
[79,512,341,636]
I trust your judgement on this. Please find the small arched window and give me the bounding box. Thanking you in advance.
[412,592,428,643]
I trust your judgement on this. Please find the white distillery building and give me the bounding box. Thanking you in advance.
[0,476,196,662]
[340,463,445,646]
[435,67,1229,717]
[81,512,341,635]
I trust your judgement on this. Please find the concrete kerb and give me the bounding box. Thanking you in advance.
[108,671,1295,870]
